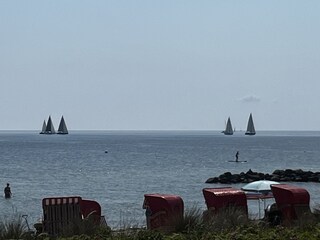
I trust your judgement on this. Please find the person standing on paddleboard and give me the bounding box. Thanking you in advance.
[235,151,239,162]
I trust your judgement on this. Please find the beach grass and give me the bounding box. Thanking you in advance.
[2,207,320,239]
[0,214,31,240]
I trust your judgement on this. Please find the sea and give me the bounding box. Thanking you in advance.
[1,130,320,229]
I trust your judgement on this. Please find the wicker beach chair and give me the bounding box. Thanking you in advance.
[41,196,106,236]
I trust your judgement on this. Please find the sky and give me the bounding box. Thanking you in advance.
[0,1,320,131]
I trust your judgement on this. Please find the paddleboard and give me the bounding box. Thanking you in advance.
[228,160,247,163]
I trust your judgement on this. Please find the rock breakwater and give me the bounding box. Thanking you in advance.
[205,169,320,184]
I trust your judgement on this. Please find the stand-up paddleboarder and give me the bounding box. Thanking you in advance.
[4,183,12,199]
[235,151,239,162]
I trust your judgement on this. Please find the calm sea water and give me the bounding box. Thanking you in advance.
[1,130,320,228]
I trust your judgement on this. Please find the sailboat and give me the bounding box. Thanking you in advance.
[44,115,56,134]
[245,113,256,135]
[222,117,234,135]
[57,116,68,135]
[39,120,47,134]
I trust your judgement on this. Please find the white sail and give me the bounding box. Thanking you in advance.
[57,116,68,134]
[44,116,56,134]
[223,117,234,135]
[245,113,256,135]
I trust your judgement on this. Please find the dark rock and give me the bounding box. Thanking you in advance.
[264,174,271,180]
[273,169,284,175]
[246,174,261,181]
[279,177,290,182]
[205,169,320,184]
[285,169,294,174]
[205,177,219,183]
[270,175,280,181]
[219,178,231,184]
[247,169,253,174]
[294,169,304,174]
[219,172,231,178]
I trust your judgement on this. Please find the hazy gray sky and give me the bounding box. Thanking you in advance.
[1,1,319,131]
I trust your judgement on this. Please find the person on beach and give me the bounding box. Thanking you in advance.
[4,183,12,198]
[235,151,239,162]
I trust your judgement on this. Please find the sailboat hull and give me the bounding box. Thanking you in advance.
[245,132,256,135]
[223,132,233,135]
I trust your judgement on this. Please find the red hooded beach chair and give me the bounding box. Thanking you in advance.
[270,184,311,224]
[143,193,184,232]
[202,187,248,220]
